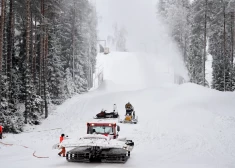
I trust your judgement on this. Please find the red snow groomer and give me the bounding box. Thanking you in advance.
[87,122,120,139]
[64,122,134,163]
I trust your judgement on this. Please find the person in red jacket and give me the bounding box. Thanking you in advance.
[0,124,3,139]
[58,134,66,157]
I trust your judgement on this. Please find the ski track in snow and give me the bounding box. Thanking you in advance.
[1,52,235,168]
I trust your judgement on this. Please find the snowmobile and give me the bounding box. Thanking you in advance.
[118,110,138,124]
[94,110,119,119]
[53,122,134,163]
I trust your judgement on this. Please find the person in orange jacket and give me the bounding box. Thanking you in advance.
[58,134,66,157]
[0,124,3,139]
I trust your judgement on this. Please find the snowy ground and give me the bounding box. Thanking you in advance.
[206,54,213,86]
[1,52,235,168]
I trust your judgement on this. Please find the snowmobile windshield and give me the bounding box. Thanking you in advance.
[89,126,113,135]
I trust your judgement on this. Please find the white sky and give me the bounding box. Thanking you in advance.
[94,0,159,52]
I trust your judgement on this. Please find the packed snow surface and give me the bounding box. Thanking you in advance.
[1,52,235,168]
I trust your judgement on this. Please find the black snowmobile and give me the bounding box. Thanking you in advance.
[94,110,119,119]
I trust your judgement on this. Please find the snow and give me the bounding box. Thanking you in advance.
[58,134,131,151]
[1,0,235,167]
[1,51,235,168]
[206,54,213,86]
[96,52,174,91]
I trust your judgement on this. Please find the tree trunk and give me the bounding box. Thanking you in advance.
[40,0,48,118]
[7,0,14,100]
[72,0,76,81]
[25,0,31,124]
[30,3,33,74]
[0,0,6,101]
[39,0,44,101]
[33,16,37,84]
[231,12,234,90]
[223,4,226,91]
[43,31,48,118]
[203,0,207,87]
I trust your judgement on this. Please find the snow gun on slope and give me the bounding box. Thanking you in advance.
[119,102,138,124]
[57,122,134,163]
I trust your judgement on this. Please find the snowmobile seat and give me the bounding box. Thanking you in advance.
[95,110,119,119]
[96,111,106,117]
[105,112,117,115]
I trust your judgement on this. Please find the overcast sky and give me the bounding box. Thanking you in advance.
[95,0,159,52]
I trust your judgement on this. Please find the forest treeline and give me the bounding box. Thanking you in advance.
[158,0,235,90]
[0,0,97,132]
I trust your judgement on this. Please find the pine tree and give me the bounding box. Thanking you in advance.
[47,25,66,104]
[0,0,6,130]
[187,0,206,85]
[0,0,98,132]
[209,0,232,91]
[24,0,31,123]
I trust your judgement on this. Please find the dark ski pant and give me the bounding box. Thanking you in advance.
[0,132,2,139]
[126,109,133,116]
[59,147,66,157]
[126,110,135,119]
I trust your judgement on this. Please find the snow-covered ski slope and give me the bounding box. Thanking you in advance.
[1,52,235,168]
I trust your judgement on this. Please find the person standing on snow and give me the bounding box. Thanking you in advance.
[58,134,66,157]
[0,124,3,139]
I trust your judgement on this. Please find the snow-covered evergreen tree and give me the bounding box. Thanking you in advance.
[0,0,98,132]
[208,0,232,91]
[187,0,205,85]
[47,26,66,104]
